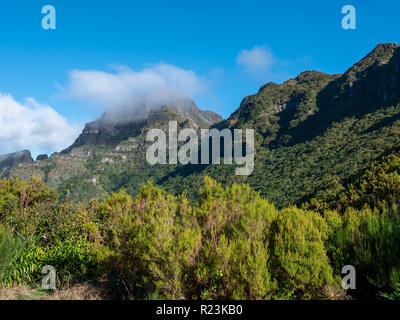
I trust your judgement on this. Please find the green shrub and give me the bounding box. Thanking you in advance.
[269,207,335,299]
[325,205,400,297]
[194,177,278,300]
[100,182,201,299]
[41,237,96,284]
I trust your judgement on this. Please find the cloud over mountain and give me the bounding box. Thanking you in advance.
[66,63,207,111]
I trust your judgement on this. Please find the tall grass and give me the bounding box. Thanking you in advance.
[0,225,27,286]
[357,206,400,290]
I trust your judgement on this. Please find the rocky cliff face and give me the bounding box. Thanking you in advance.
[62,98,222,153]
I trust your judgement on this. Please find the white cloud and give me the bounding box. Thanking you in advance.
[236,45,276,75]
[66,63,207,110]
[0,93,80,157]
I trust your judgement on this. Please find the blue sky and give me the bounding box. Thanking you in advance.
[0,0,399,157]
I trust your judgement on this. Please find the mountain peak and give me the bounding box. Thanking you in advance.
[345,43,399,76]
[337,42,400,104]
[372,42,399,53]
[0,150,33,176]
[295,70,333,82]
[62,99,222,153]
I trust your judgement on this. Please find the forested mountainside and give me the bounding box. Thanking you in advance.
[160,43,400,207]
[2,43,400,209]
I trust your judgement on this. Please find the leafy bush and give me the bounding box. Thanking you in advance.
[269,207,335,299]
[194,177,278,299]
[98,183,201,299]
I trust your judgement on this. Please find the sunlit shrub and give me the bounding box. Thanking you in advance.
[269,207,335,299]
[194,177,278,300]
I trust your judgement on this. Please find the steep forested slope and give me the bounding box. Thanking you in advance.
[3,44,400,208]
[160,43,400,207]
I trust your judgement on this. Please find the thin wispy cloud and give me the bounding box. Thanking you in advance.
[236,45,314,82]
[236,45,276,76]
